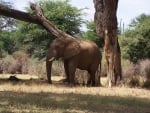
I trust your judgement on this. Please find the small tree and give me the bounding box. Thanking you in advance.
[82,21,104,48]
[0,1,17,57]
[0,1,15,31]
[15,0,85,59]
[120,14,150,63]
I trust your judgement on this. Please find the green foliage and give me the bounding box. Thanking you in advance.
[120,14,150,63]
[0,1,16,31]
[0,1,17,57]
[15,22,53,59]
[0,31,18,57]
[82,21,104,48]
[15,0,85,59]
[40,0,84,35]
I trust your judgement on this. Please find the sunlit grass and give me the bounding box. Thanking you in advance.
[0,75,150,113]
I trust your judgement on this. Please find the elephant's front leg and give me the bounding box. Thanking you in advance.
[87,69,96,86]
[64,61,70,84]
[68,62,77,86]
[46,60,52,84]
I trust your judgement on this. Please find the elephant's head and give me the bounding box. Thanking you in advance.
[46,37,80,83]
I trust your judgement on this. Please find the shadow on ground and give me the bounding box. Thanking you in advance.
[0,75,66,86]
[0,91,150,113]
[0,75,150,113]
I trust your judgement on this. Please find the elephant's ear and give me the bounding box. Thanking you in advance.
[63,41,80,59]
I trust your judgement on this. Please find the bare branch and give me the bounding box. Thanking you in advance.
[0,3,74,38]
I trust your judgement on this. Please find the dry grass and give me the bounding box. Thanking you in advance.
[122,59,150,88]
[0,75,150,113]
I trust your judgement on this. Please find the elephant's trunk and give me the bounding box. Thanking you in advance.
[46,58,53,84]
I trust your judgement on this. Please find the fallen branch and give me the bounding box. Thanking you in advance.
[0,3,74,38]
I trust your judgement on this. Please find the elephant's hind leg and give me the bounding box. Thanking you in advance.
[87,69,96,86]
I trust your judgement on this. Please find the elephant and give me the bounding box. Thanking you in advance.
[46,37,102,86]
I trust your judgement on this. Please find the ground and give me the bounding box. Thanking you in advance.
[0,74,150,113]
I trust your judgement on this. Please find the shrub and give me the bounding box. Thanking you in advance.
[122,60,140,78]
[0,51,29,74]
[12,51,29,74]
[139,59,150,88]
[123,59,150,88]
[75,69,89,85]
[126,76,140,87]
[1,55,16,73]
[139,59,150,80]
[27,60,64,79]
[0,59,3,73]
[52,61,64,76]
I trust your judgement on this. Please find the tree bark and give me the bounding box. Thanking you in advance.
[0,5,40,24]
[0,3,73,39]
[93,0,122,87]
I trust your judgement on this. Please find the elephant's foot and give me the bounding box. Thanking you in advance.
[69,83,75,87]
[95,82,102,87]
[48,80,52,84]
[62,78,69,83]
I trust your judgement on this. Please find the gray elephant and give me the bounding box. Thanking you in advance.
[46,37,102,86]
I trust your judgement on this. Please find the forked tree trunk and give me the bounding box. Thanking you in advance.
[93,0,122,87]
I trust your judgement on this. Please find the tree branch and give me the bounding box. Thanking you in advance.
[0,3,74,38]
[0,5,40,24]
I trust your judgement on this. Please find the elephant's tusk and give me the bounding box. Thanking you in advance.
[49,57,55,62]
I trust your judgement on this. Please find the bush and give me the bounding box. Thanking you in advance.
[120,14,150,63]
[139,59,150,88]
[52,61,64,77]
[75,69,89,85]
[1,55,21,74]
[139,59,150,80]
[27,58,46,79]
[0,51,29,74]
[123,59,150,88]
[12,51,29,74]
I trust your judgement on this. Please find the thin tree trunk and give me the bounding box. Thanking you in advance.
[93,0,122,87]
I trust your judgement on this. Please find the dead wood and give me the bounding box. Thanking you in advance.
[0,3,74,39]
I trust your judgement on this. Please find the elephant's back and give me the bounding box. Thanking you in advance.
[80,40,97,48]
[77,41,101,70]
[80,41,100,55]
[79,41,101,61]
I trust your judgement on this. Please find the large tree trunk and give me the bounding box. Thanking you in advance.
[93,0,122,87]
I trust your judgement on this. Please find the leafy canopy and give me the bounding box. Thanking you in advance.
[15,0,85,59]
[120,14,150,63]
[0,1,16,31]
[82,21,104,48]
[0,1,17,57]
